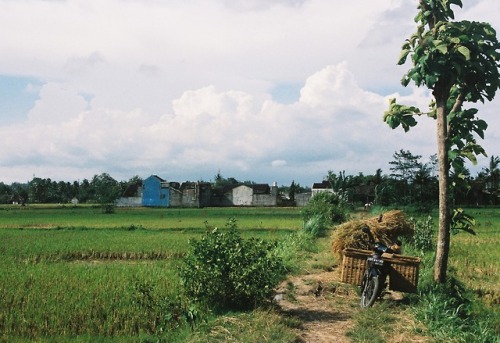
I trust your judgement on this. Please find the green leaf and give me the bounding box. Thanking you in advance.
[398,49,411,65]
[435,43,448,54]
[456,45,470,60]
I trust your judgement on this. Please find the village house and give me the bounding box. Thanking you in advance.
[117,174,318,208]
[311,180,333,196]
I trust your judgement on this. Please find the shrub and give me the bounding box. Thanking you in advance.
[272,229,316,272]
[303,214,329,237]
[301,191,348,226]
[179,227,287,311]
[409,216,434,252]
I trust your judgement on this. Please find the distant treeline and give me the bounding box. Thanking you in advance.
[1,150,499,208]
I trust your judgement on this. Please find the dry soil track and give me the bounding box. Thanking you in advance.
[275,267,429,343]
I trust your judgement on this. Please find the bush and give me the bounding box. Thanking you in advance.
[409,216,434,252]
[179,227,287,311]
[303,214,329,237]
[272,229,316,272]
[301,192,348,226]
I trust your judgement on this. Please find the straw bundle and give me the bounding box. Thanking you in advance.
[331,210,414,259]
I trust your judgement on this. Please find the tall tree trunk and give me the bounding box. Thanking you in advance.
[434,97,451,283]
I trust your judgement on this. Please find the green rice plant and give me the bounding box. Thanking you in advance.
[0,259,186,340]
[0,228,195,263]
[448,208,500,306]
[0,206,306,342]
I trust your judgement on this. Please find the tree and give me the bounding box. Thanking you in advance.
[213,171,240,189]
[389,149,422,182]
[413,161,438,210]
[389,149,423,204]
[91,173,121,213]
[480,155,500,203]
[0,182,11,204]
[289,180,297,202]
[383,0,499,283]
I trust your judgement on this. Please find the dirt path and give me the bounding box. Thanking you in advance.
[275,268,357,343]
[275,267,428,343]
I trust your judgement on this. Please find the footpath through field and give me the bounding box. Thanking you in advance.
[275,266,429,342]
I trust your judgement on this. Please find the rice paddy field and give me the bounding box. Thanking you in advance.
[0,204,498,342]
[448,208,500,307]
[0,205,302,342]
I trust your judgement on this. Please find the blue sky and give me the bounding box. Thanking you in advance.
[0,0,499,186]
[0,76,40,125]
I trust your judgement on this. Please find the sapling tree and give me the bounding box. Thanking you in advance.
[383,0,499,283]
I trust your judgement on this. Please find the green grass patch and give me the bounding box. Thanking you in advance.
[0,205,303,230]
[402,208,500,342]
[184,310,298,343]
[0,206,304,342]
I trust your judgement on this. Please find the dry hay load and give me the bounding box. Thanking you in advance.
[331,210,414,260]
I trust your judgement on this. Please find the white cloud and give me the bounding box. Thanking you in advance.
[0,0,498,185]
[0,62,442,184]
[27,83,88,124]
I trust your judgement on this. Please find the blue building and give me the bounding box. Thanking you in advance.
[142,175,170,207]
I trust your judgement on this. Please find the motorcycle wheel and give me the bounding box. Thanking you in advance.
[360,274,380,307]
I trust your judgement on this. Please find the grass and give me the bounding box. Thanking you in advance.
[184,310,298,343]
[0,204,303,230]
[1,205,498,342]
[409,207,500,343]
[346,207,499,343]
[0,206,304,342]
[0,259,184,340]
[449,208,500,306]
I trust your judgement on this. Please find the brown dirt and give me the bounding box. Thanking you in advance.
[275,267,429,343]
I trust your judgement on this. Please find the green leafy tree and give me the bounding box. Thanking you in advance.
[289,180,297,202]
[0,182,11,204]
[389,149,423,205]
[91,173,121,213]
[480,155,500,203]
[413,162,437,210]
[78,178,92,203]
[383,0,499,283]
[213,171,240,189]
[389,149,422,182]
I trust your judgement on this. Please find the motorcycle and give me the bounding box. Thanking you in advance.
[360,226,401,307]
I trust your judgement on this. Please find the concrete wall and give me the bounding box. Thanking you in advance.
[116,197,142,207]
[295,192,312,207]
[232,185,253,206]
[253,193,277,206]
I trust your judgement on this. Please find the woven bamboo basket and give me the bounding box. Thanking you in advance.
[340,248,372,286]
[341,248,421,293]
[385,254,421,293]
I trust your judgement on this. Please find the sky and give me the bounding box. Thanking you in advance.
[1,0,499,187]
